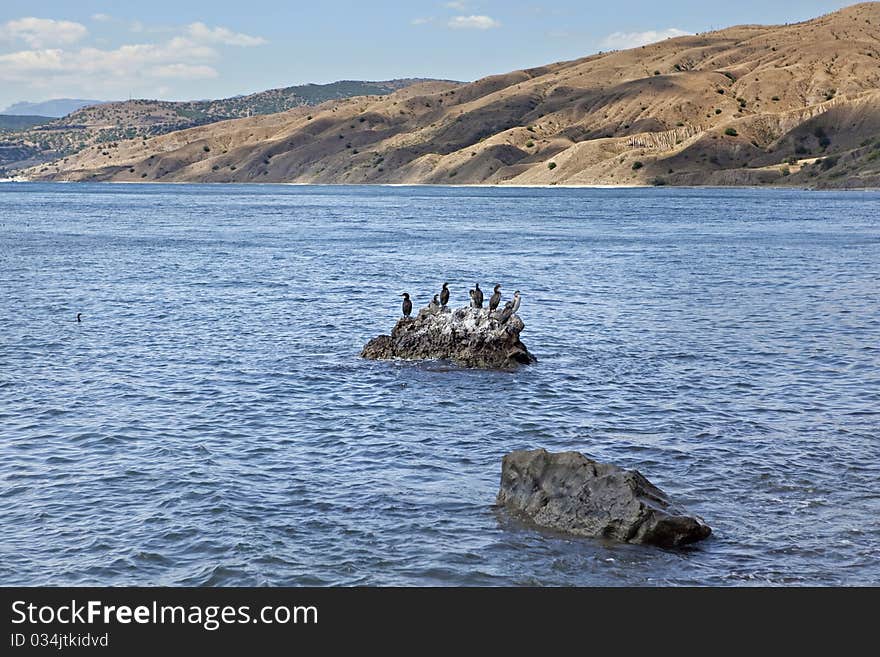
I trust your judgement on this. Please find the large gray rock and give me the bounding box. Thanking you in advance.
[361,305,536,369]
[497,448,711,547]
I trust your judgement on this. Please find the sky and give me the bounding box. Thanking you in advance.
[0,0,859,109]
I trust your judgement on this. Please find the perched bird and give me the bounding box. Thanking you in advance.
[76,313,82,323]
[473,283,484,308]
[469,288,476,308]
[428,294,440,313]
[488,284,502,314]
[497,292,522,324]
[400,293,412,318]
[439,282,450,309]
[497,301,514,324]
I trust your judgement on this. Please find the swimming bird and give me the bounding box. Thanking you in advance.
[76,313,82,323]
[473,283,484,308]
[488,284,501,314]
[400,293,412,318]
[440,282,450,309]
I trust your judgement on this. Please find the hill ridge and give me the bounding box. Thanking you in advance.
[23,2,880,188]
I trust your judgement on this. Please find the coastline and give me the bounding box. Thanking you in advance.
[4,178,879,191]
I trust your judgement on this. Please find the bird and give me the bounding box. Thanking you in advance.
[428,294,440,313]
[439,282,450,309]
[76,313,82,323]
[473,283,484,308]
[497,292,521,324]
[488,284,502,314]
[400,293,412,318]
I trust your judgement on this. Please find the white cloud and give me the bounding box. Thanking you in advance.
[186,22,266,47]
[599,28,691,50]
[0,20,267,97]
[150,63,218,80]
[444,1,468,9]
[0,17,88,48]
[447,15,500,30]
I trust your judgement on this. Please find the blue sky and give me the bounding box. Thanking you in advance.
[0,0,858,108]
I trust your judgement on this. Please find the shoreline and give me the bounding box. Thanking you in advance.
[3,178,879,192]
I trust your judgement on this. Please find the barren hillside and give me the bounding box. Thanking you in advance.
[26,3,880,188]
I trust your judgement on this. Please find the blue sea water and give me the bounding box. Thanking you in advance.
[0,182,878,586]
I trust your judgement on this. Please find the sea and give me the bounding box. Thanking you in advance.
[1,182,878,586]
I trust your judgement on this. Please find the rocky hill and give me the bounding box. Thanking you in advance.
[1,79,443,175]
[25,3,880,188]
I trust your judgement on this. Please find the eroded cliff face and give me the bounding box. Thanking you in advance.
[361,305,536,369]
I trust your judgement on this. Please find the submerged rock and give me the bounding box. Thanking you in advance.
[361,305,536,369]
[497,448,711,547]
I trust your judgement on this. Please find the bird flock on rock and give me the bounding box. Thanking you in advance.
[399,283,521,323]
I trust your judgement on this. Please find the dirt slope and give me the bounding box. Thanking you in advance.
[26,3,880,188]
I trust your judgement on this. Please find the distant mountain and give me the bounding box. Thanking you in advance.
[0,79,453,174]
[0,115,52,132]
[2,99,106,118]
[27,3,880,188]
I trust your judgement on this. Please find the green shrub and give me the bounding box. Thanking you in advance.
[724,128,739,137]
[771,96,780,101]
[654,70,661,76]
[526,141,534,148]
[715,109,722,115]
[548,162,557,170]
[632,161,644,170]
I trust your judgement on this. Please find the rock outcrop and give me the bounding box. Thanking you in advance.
[497,448,711,547]
[361,305,536,369]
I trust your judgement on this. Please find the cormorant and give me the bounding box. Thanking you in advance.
[428,294,440,313]
[497,292,521,324]
[473,283,484,308]
[488,284,501,314]
[400,293,412,318]
[511,290,521,314]
[76,313,82,323]
[440,282,450,309]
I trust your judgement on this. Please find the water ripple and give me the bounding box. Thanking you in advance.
[1,183,879,586]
